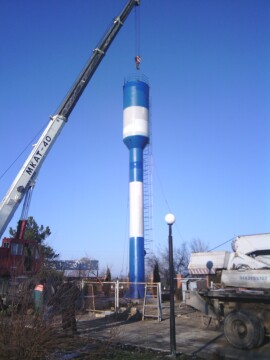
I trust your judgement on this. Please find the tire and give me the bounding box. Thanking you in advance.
[257,320,265,348]
[224,310,265,349]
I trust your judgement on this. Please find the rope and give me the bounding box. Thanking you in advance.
[134,5,141,70]
[208,237,234,252]
[135,5,140,56]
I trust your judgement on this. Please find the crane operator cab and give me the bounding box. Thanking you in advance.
[0,237,43,276]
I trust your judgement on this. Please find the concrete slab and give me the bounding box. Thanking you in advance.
[76,308,270,359]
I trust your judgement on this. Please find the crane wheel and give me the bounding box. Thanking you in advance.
[224,310,265,349]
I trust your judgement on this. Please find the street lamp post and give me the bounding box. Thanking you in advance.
[165,213,176,357]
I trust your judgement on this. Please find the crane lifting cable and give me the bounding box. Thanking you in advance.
[134,4,141,70]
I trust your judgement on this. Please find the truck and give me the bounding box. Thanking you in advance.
[184,233,270,349]
[0,0,140,301]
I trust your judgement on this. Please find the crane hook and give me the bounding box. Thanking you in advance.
[135,55,141,70]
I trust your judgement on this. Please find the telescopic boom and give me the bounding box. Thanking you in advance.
[0,0,140,239]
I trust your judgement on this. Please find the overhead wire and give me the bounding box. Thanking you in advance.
[152,156,172,214]
[0,123,47,181]
[152,154,185,243]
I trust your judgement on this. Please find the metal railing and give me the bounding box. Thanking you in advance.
[80,280,162,313]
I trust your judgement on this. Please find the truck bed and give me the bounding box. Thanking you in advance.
[199,288,270,303]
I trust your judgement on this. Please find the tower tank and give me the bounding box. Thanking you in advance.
[123,76,149,298]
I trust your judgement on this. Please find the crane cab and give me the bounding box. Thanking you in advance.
[0,237,43,277]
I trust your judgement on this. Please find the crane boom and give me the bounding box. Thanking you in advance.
[0,0,140,239]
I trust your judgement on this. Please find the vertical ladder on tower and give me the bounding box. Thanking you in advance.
[143,110,153,258]
[142,283,162,322]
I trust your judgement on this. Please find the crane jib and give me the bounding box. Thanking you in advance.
[58,0,140,119]
[0,0,140,239]
[25,137,51,176]
[21,115,65,179]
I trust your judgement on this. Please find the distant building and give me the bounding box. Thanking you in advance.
[49,259,99,278]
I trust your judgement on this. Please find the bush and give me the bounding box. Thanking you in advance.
[0,311,57,359]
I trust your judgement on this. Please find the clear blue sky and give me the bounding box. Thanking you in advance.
[0,0,269,276]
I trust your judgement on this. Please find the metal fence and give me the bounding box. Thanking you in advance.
[79,280,162,314]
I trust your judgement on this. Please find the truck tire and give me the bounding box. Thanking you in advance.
[224,310,264,349]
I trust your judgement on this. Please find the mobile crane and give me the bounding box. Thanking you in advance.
[184,233,270,350]
[0,0,140,286]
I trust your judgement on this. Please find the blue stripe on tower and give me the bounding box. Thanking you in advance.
[123,78,149,299]
[129,237,145,281]
[129,148,143,182]
[123,80,149,109]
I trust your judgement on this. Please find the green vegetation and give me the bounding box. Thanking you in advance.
[9,216,59,261]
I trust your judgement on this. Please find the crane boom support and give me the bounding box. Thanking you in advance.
[0,0,140,239]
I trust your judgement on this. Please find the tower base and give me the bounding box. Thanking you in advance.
[125,283,145,299]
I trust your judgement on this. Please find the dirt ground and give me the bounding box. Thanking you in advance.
[68,303,270,360]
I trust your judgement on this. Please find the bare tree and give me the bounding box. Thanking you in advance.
[78,257,97,278]
[174,242,190,274]
[145,253,160,278]
[146,238,209,288]
[189,238,209,253]
[146,242,190,288]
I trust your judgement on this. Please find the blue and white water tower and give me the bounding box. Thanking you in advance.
[123,76,149,298]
